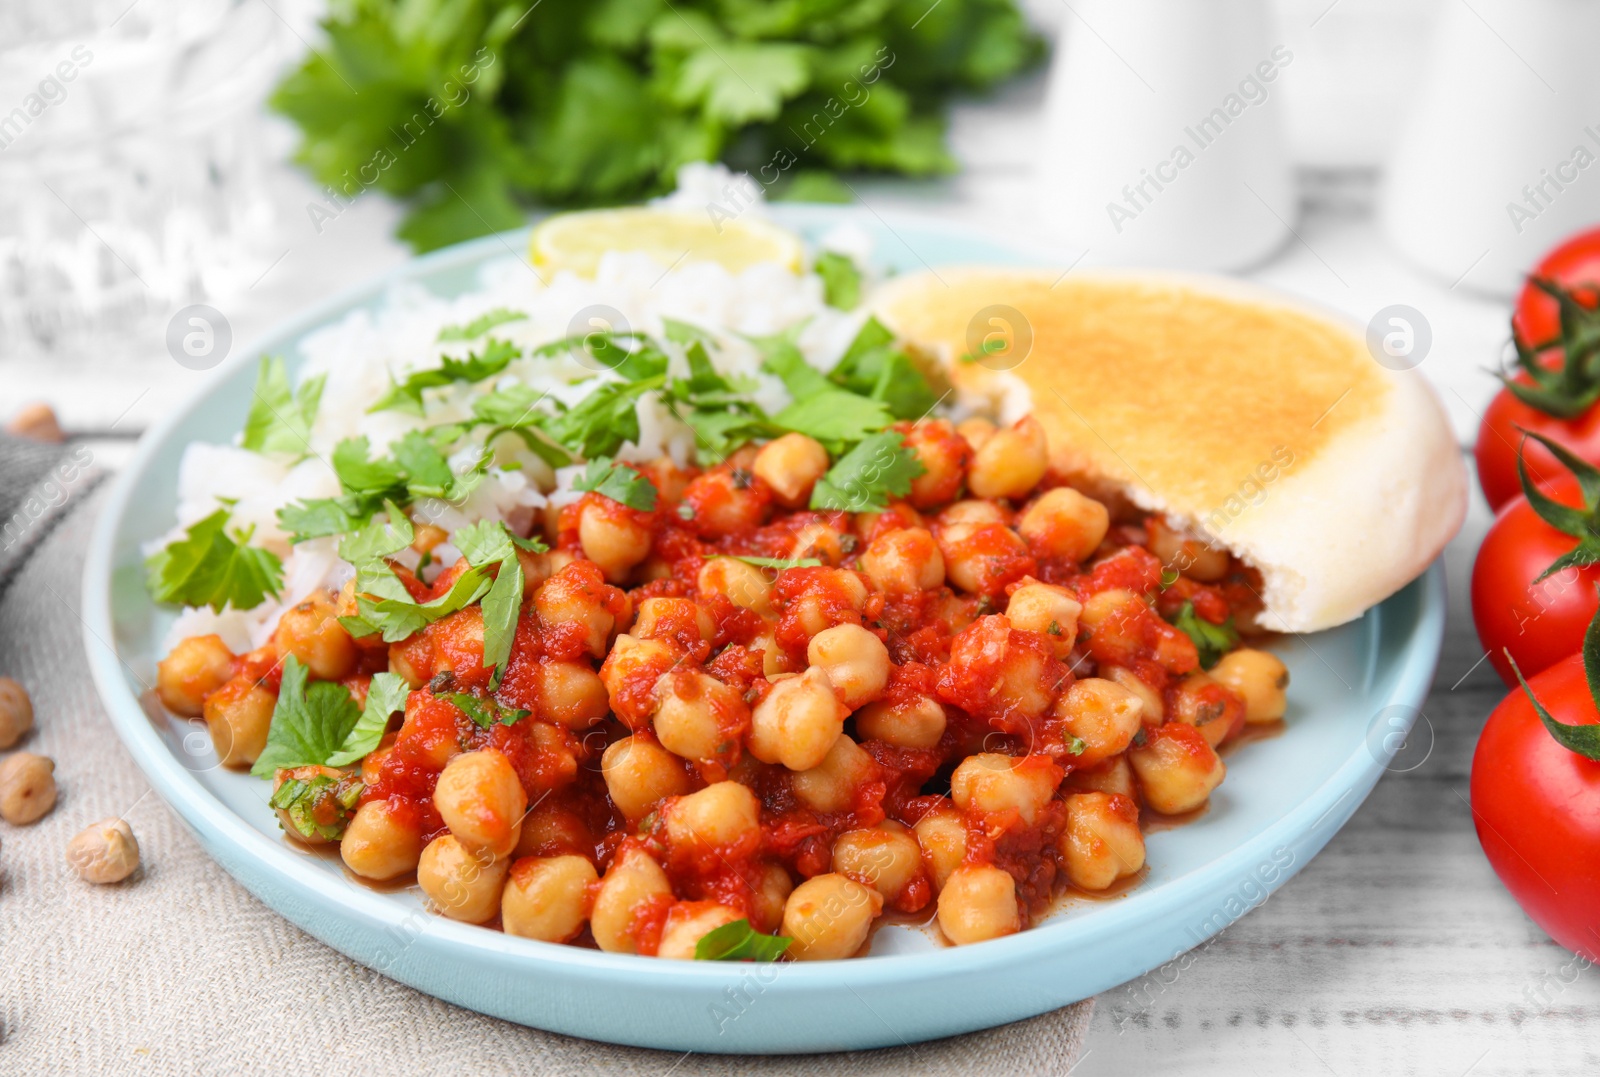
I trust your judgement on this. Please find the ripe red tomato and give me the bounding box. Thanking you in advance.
[1471,652,1600,962]
[1475,394,1600,513]
[1471,475,1600,687]
[1513,226,1600,345]
[1476,227,1600,513]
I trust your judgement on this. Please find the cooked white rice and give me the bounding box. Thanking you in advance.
[156,166,879,655]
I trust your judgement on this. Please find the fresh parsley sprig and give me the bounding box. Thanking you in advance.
[146,508,284,613]
[448,692,530,729]
[573,458,659,512]
[242,357,325,457]
[694,919,791,961]
[371,339,521,415]
[437,308,527,342]
[1169,601,1240,670]
[809,430,925,512]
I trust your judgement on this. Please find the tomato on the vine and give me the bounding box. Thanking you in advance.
[1512,226,1600,345]
[1476,229,1600,512]
[1473,471,1600,687]
[1472,640,1600,963]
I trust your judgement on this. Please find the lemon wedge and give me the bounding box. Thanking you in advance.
[529,207,805,278]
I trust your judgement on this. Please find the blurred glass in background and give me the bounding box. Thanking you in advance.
[0,0,292,369]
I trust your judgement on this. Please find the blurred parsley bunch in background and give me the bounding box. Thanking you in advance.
[271,0,1043,250]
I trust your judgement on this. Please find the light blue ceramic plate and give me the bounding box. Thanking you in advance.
[83,205,1445,1054]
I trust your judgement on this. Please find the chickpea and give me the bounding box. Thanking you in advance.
[914,807,967,892]
[633,597,715,647]
[1078,589,1148,657]
[903,420,972,509]
[412,522,448,555]
[434,750,528,858]
[653,670,748,764]
[656,901,744,959]
[1147,519,1230,582]
[853,501,922,542]
[750,624,796,678]
[665,780,761,850]
[1170,671,1245,749]
[1104,665,1164,722]
[945,616,1054,720]
[270,765,350,845]
[0,678,33,751]
[155,637,233,718]
[1005,581,1082,654]
[950,753,1062,825]
[791,734,876,813]
[784,568,869,641]
[682,467,772,537]
[938,499,1008,531]
[748,667,849,771]
[832,822,925,906]
[782,873,883,961]
[806,624,890,709]
[1018,487,1109,563]
[514,803,594,859]
[752,433,829,508]
[1060,792,1145,891]
[591,847,673,953]
[1054,678,1144,767]
[340,799,424,881]
[789,522,845,566]
[937,864,1020,945]
[638,458,693,505]
[203,676,276,768]
[273,591,356,680]
[529,661,609,729]
[597,634,677,729]
[859,527,944,594]
[601,735,692,821]
[516,547,567,597]
[937,517,1032,597]
[1063,755,1137,800]
[578,500,653,583]
[1128,724,1226,814]
[854,694,947,749]
[66,817,140,884]
[955,417,996,451]
[417,834,509,924]
[389,646,429,690]
[502,855,598,942]
[7,400,64,442]
[535,561,623,658]
[1212,648,1290,724]
[967,416,1047,501]
[697,556,775,617]
[749,860,795,934]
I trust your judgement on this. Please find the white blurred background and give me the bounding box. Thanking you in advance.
[0,0,1543,443]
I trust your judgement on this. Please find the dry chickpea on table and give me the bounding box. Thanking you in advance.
[153,416,1291,959]
[0,675,143,882]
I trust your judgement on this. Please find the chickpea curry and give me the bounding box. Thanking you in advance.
[155,414,1290,961]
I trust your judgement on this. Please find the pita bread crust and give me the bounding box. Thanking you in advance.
[872,268,1467,632]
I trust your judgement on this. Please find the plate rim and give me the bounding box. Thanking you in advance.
[80,204,1448,996]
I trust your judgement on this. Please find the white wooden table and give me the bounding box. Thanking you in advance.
[19,6,1600,1070]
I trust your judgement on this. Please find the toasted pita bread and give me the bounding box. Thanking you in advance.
[873,268,1466,632]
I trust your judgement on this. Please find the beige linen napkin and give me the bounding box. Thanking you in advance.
[0,479,1093,1076]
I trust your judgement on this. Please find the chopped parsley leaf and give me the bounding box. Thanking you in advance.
[810,430,925,512]
[694,918,791,961]
[146,508,283,613]
[573,457,658,512]
[814,251,862,310]
[1169,601,1240,670]
[436,308,526,342]
[448,692,530,729]
[241,357,325,457]
[326,672,411,767]
[251,656,365,778]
